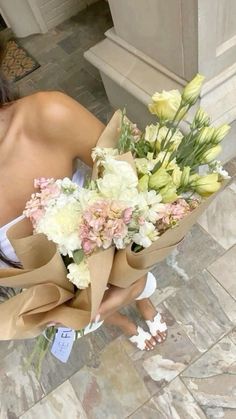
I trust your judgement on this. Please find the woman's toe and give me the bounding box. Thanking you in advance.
[150,336,157,348]
[145,340,151,350]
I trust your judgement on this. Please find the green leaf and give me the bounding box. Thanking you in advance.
[73,249,84,265]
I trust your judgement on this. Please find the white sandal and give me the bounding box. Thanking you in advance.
[129,326,153,350]
[146,312,167,341]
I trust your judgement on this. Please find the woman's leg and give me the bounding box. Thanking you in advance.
[97,275,147,320]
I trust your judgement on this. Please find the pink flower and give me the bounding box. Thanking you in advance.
[34,177,55,189]
[123,207,133,224]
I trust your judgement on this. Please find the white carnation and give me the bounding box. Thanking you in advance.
[135,190,164,223]
[67,261,90,289]
[133,222,159,248]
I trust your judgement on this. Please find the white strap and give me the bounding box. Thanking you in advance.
[129,326,152,350]
[146,312,167,336]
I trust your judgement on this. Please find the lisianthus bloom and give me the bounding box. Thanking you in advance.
[149,167,172,190]
[201,145,222,164]
[193,108,210,129]
[159,183,179,203]
[145,124,159,143]
[196,126,215,145]
[212,124,230,144]
[182,73,205,105]
[135,153,158,175]
[149,90,185,121]
[67,260,90,289]
[133,221,159,248]
[191,173,221,197]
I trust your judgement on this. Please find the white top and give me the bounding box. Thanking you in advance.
[0,169,84,268]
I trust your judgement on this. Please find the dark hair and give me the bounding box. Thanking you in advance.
[0,37,18,106]
[0,37,20,268]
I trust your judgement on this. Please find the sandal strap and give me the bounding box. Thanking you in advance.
[146,312,167,336]
[129,326,152,350]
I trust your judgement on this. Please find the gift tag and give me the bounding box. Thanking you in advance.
[51,328,75,363]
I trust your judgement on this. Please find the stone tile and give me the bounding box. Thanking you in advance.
[151,224,224,306]
[228,178,236,193]
[229,328,236,344]
[164,270,235,352]
[208,245,236,300]
[130,377,207,419]
[70,339,150,418]
[198,185,236,249]
[224,156,236,177]
[20,380,87,419]
[0,346,43,417]
[127,304,200,396]
[25,323,121,396]
[182,337,236,419]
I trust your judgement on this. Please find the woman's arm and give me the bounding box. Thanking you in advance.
[32,91,105,167]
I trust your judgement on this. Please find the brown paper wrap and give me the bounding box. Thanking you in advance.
[0,206,115,340]
[94,110,229,288]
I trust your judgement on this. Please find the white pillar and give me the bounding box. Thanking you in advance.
[85,0,236,163]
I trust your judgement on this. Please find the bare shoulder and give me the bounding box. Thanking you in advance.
[19,91,105,165]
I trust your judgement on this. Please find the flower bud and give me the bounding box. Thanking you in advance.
[145,124,159,143]
[196,126,215,144]
[182,74,205,105]
[149,168,172,190]
[172,166,182,187]
[192,173,221,197]
[201,145,222,163]
[193,108,210,128]
[160,183,178,203]
[180,166,191,187]
[212,124,230,144]
[138,174,149,192]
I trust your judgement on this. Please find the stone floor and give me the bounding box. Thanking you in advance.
[1,1,236,418]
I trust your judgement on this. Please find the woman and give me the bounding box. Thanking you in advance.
[0,56,167,351]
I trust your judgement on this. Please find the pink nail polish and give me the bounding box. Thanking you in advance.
[95,314,101,323]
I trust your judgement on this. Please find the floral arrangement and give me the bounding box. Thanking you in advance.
[22,73,230,374]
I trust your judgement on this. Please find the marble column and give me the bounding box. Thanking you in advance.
[85,0,236,163]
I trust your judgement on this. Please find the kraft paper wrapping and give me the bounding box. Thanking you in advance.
[0,208,115,341]
[94,110,229,288]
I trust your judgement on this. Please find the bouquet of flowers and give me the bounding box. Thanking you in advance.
[0,73,230,375]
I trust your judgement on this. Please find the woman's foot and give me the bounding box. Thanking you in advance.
[136,298,167,343]
[104,311,157,351]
